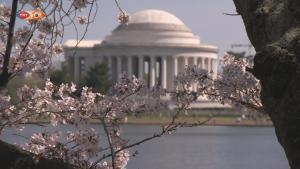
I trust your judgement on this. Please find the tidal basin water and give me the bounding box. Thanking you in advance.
[1,125,289,169]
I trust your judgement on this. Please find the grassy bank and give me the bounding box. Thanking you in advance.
[31,114,272,127]
[123,114,273,126]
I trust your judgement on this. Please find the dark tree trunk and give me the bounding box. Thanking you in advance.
[0,140,75,169]
[0,0,16,88]
[233,0,300,168]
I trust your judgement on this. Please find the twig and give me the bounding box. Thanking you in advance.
[114,0,125,13]
[90,117,212,168]
[223,12,240,16]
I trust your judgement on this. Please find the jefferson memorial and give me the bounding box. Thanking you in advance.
[63,9,218,92]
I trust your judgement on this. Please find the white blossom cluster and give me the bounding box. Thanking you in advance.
[0,4,11,20]
[77,16,88,24]
[0,76,167,169]
[27,131,62,156]
[117,12,130,24]
[19,0,47,7]
[173,54,262,112]
[6,24,61,73]
[26,128,101,168]
[212,54,262,110]
[173,65,212,109]
[73,0,90,10]
[66,128,101,167]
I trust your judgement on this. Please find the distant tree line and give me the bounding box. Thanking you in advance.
[49,62,111,94]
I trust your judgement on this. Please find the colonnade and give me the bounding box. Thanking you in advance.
[107,56,217,89]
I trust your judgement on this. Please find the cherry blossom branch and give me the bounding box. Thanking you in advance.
[117,118,213,152]
[102,118,116,169]
[89,116,212,169]
[205,92,263,112]
[0,18,9,24]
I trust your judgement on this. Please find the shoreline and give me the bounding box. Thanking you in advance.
[29,116,273,127]
[121,116,273,127]
[86,122,273,127]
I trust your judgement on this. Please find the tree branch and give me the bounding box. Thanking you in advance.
[102,119,116,169]
[222,12,240,16]
[0,0,18,88]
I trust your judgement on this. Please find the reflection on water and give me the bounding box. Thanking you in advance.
[1,125,289,169]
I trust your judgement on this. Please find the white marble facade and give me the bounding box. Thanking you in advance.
[63,9,218,91]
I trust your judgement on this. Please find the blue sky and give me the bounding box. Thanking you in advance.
[3,0,253,56]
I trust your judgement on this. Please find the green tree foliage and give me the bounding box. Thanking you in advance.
[84,62,111,93]
[49,64,72,86]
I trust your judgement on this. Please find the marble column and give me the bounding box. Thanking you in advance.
[172,56,178,90]
[138,56,144,79]
[213,59,218,78]
[150,56,156,87]
[201,58,205,70]
[193,57,198,91]
[184,56,189,67]
[184,56,191,90]
[193,57,198,68]
[208,58,212,73]
[127,56,132,77]
[117,56,122,79]
[161,56,167,89]
[174,56,178,76]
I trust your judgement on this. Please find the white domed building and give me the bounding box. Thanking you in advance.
[63,9,218,91]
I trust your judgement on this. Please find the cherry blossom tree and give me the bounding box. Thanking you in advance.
[0,0,265,169]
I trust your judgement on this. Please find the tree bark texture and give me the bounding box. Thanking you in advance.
[233,0,300,168]
[0,0,17,88]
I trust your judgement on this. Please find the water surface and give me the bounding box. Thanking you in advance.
[1,125,289,169]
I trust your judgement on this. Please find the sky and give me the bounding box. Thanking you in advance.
[2,0,253,56]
